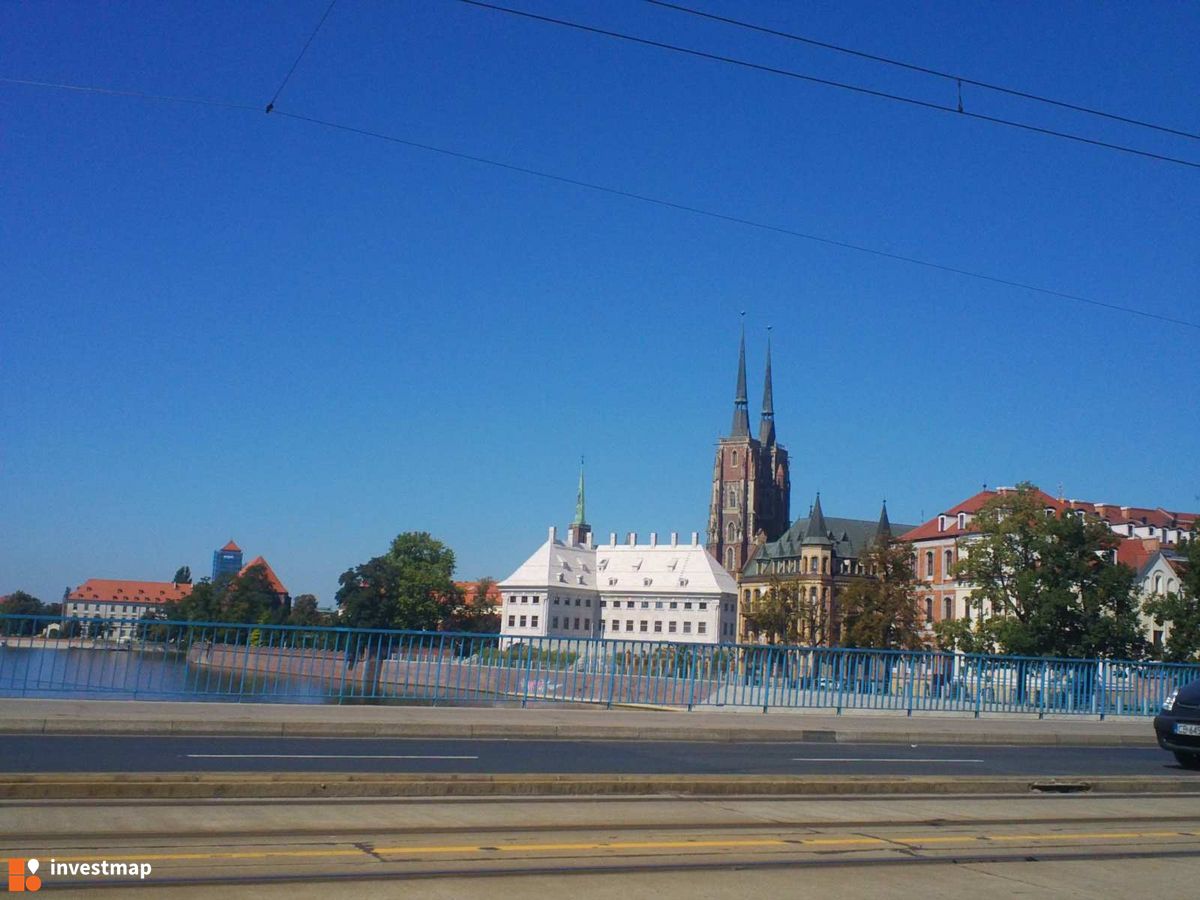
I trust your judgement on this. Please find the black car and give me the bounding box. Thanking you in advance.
[1154,679,1200,769]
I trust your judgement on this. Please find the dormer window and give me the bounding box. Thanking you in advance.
[667,558,678,571]
[598,559,608,571]
[608,577,618,586]
[678,578,688,586]
[558,573,566,583]
[643,577,653,586]
[577,574,585,584]
[631,558,643,571]
[938,515,946,532]
[957,512,966,529]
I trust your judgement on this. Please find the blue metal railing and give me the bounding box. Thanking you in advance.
[0,614,1196,716]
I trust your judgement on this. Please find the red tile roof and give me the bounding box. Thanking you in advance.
[901,486,1198,543]
[1117,538,1160,572]
[237,556,288,596]
[455,580,501,607]
[221,540,242,552]
[68,579,193,605]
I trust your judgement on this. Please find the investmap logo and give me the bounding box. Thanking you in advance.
[6,859,40,893]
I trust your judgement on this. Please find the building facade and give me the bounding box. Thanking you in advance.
[901,486,1198,634]
[499,471,738,645]
[65,579,193,640]
[707,331,790,575]
[737,495,913,644]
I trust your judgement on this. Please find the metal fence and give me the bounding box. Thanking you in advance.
[1,614,1196,716]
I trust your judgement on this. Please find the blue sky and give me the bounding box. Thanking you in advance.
[3,1,1197,605]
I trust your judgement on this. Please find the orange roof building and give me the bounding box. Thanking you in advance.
[237,556,289,597]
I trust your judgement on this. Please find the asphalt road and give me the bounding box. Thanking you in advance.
[0,734,1190,775]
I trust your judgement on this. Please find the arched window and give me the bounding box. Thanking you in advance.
[811,557,819,573]
[944,549,954,577]
[924,597,933,624]
[821,557,828,574]
[727,521,737,541]
[925,551,934,577]
[943,597,953,620]
[1154,574,1163,593]
[731,450,739,467]
[725,548,735,570]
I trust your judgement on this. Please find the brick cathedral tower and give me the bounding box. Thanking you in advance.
[707,328,791,573]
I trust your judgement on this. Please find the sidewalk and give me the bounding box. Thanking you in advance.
[0,698,1156,746]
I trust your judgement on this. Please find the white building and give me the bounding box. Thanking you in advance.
[499,522,739,646]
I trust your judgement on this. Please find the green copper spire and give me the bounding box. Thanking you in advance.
[573,456,587,526]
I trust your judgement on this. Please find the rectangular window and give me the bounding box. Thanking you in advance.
[684,602,692,610]
[683,621,692,633]
[611,620,619,632]
[532,596,539,604]
[521,596,528,604]
[508,615,515,627]
[641,601,649,609]
[654,621,663,633]
[670,602,678,610]
[626,620,634,631]
[600,599,607,607]
[698,603,707,610]
[698,622,707,634]
[640,620,648,632]
[586,598,592,607]
[531,615,539,627]
[575,598,581,606]
[574,618,581,629]
[655,601,663,609]
[519,615,527,627]
[668,621,677,633]
[552,617,559,628]
[584,619,590,630]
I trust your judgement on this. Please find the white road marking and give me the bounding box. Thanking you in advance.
[791,757,984,763]
[185,754,479,760]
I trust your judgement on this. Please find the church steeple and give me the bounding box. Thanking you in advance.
[759,329,775,446]
[803,492,831,545]
[730,321,749,438]
[875,499,892,543]
[567,458,591,546]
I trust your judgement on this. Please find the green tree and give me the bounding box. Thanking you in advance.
[336,532,459,632]
[838,540,924,650]
[173,566,192,584]
[1145,538,1200,662]
[958,483,1147,659]
[442,577,501,633]
[220,564,288,626]
[932,616,1002,655]
[742,578,807,645]
[0,590,49,635]
[164,578,218,622]
[288,593,323,626]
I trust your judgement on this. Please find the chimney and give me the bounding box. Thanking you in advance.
[690,531,699,545]
[650,532,658,546]
[548,525,557,543]
[609,532,617,546]
[627,532,637,546]
[670,531,678,546]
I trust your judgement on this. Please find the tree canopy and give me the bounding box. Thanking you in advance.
[838,540,924,650]
[955,483,1147,659]
[335,532,460,631]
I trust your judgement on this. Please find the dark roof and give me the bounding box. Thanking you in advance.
[730,329,749,437]
[743,511,918,576]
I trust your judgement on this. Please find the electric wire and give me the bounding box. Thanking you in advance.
[643,0,1200,142]
[0,76,260,112]
[265,0,339,113]
[272,109,1200,331]
[454,0,1200,170]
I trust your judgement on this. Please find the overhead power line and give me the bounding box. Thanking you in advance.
[271,110,1200,331]
[265,0,339,113]
[0,76,259,112]
[3,75,1196,330]
[643,0,1200,143]
[454,0,1200,171]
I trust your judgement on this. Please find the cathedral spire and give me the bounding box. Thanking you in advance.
[759,328,775,446]
[573,457,587,526]
[730,316,749,437]
[568,457,591,546]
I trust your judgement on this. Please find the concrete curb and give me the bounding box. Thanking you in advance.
[0,772,1193,800]
[0,718,1158,747]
